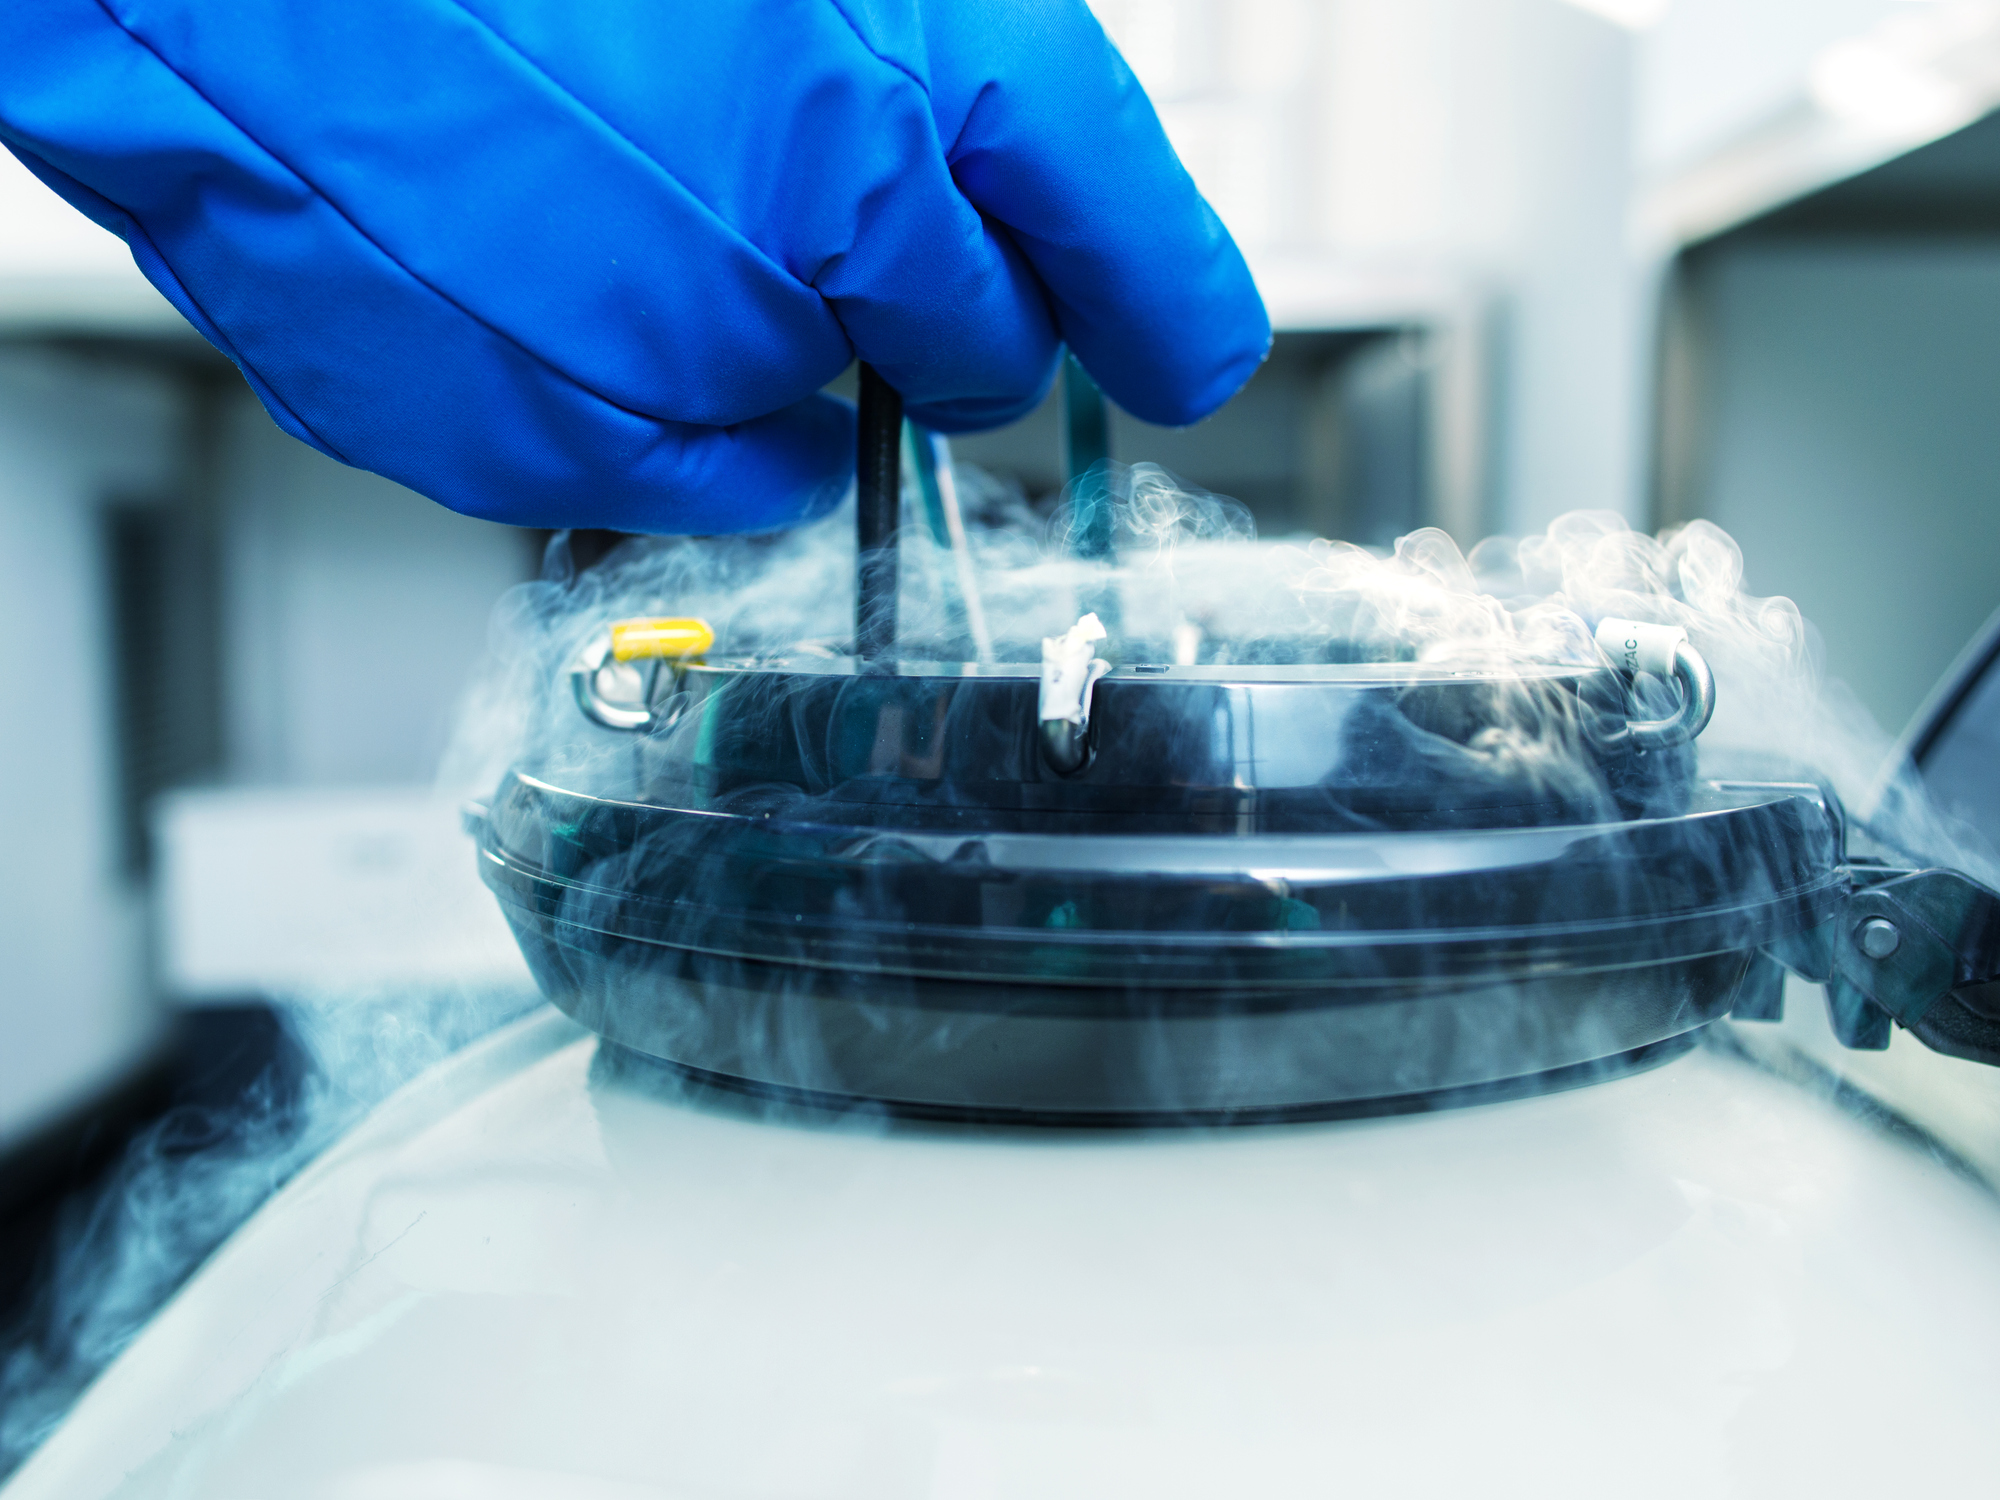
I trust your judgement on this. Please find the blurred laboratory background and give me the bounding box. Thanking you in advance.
[7,0,2000,1316]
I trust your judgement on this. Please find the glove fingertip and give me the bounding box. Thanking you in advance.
[1074,277,1271,429]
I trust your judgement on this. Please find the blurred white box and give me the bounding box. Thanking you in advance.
[155,786,536,999]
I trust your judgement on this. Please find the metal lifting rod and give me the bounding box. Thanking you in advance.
[855,363,902,658]
[1063,353,1112,562]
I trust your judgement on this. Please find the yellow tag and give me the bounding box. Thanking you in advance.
[609,617,715,661]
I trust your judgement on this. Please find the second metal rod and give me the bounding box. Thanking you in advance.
[856,362,903,658]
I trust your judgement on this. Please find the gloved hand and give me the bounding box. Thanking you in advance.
[2,0,1269,533]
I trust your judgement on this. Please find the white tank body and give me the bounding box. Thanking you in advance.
[9,1007,2000,1500]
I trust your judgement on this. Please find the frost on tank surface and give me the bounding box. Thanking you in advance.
[10,1009,2000,1500]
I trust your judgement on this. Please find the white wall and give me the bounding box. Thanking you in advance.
[0,144,181,333]
[1092,0,1647,538]
[0,351,179,1149]
[1687,240,2000,736]
[218,396,531,788]
[1489,1,1644,534]
[0,370,536,1121]
[2,148,539,1122]
[1631,2,2000,250]
[1297,0,1643,534]
[1638,0,1908,173]
[1088,0,2000,549]
[0,152,132,279]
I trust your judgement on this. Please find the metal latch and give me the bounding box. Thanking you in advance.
[1760,865,2000,1065]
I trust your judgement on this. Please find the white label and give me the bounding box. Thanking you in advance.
[1594,617,1686,677]
[1040,612,1110,723]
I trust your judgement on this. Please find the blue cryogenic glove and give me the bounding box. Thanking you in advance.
[0,1,1269,533]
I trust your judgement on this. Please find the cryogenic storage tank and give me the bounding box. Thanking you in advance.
[14,402,2000,1498]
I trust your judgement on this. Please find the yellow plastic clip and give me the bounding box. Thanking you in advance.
[609,617,715,662]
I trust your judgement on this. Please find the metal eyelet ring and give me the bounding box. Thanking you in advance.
[1039,717,1092,775]
[1621,640,1716,751]
[570,632,655,731]
[569,617,714,732]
